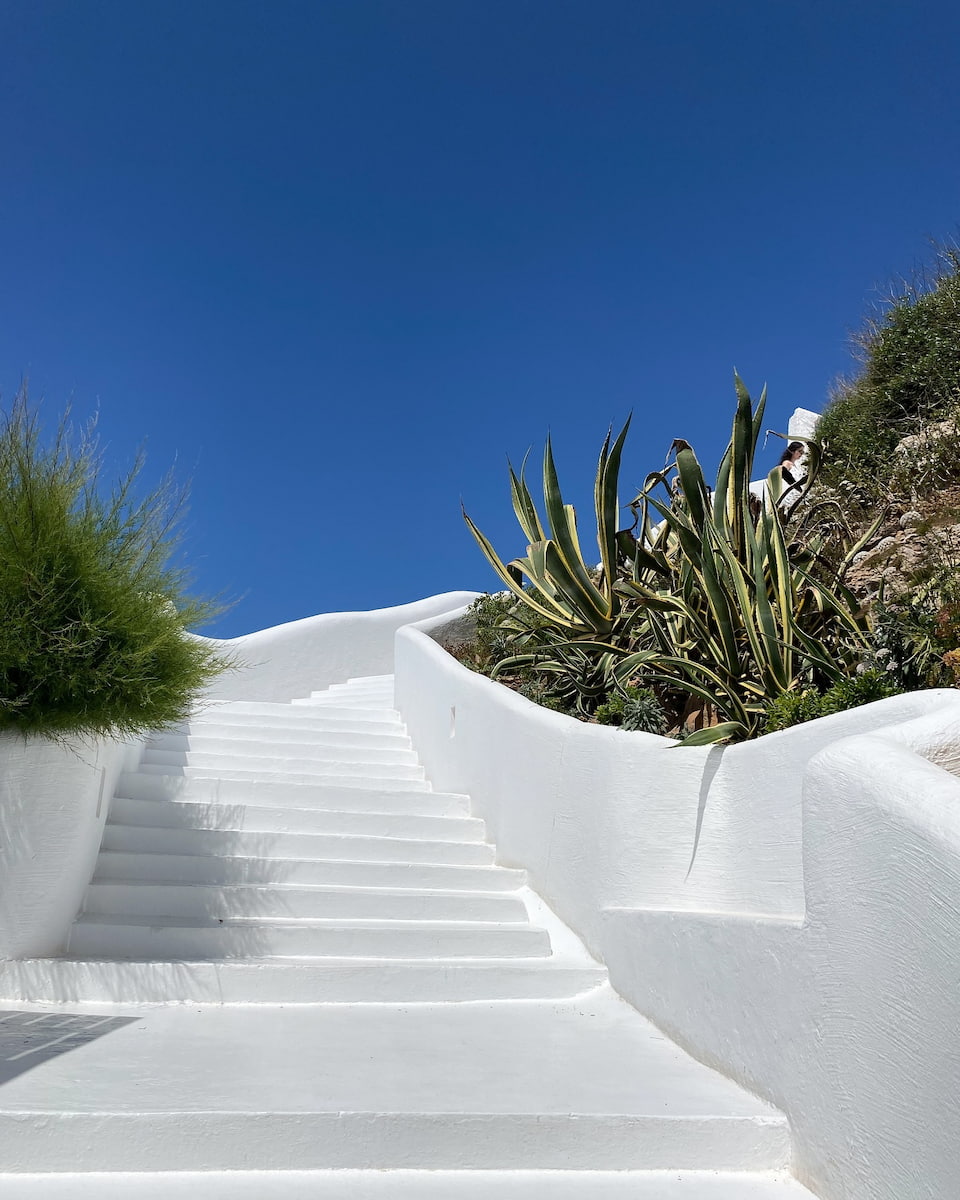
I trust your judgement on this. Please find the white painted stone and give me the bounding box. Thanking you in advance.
[81,881,528,922]
[787,407,820,439]
[0,603,853,1195]
[396,601,960,1200]
[0,733,141,959]
[0,993,790,1172]
[114,772,471,815]
[0,957,608,1005]
[0,1171,819,1199]
[107,795,486,841]
[199,593,476,704]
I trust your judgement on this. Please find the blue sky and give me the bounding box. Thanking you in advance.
[1,1,958,637]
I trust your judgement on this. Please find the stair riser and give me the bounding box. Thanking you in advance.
[0,1112,791,1171]
[115,774,470,816]
[150,729,413,753]
[189,711,406,735]
[0,961,606,1004]
[94,852,525,891]
[140,750,424,775]
[143,745,419,769]
[310,692,395,706]
[289,702,398,720]
[108,797,484,842]
[83,884,528,923]
[136,765,428,789]
[101,826,495,866]
[68,923,552,960]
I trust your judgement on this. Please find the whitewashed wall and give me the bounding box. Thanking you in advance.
[0,733,141,958]
[199,592,478,704]
[395,601,960,1200]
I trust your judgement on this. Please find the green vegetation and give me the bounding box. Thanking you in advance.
[762,670,901,733]
[458,237,960,740]
[462,379,871,743]
[595,685,668,735]
[818,242,960,497]
[0,391,231,739]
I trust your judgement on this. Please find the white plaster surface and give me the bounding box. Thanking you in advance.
[199,593,477,704]
[394,602,960,1200]
[0,992,790,1172]
[14,584,959,1197]
[398,611,960,927]
[0,734,141,959]
[0,1171,816,1198]
[787,407,820,439]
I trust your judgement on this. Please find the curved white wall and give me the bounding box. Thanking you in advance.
[199,592,479,704]
[0,593,478,961]
[394,603,960,1200]
[0,733,141,958]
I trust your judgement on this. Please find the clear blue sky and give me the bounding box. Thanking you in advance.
[1,1,958,636]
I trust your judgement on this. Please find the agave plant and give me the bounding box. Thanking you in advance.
[613,376,872,742]
[464,380,872,741]
[462,420,644,716]
[463,419,634,641]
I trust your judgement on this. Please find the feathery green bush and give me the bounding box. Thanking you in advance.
[0,391,231,739]
[818,243,960,494]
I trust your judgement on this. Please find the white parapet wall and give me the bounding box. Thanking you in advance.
[198,592,480,704]
[0,732,142,958]
[394,600,960,1200]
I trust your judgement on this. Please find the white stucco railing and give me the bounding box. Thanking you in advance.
[394,598,960,1200]
[198,591,479,704]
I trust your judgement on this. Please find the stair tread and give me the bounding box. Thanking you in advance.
[0,994,786,1118]
[108,796,483,836]
[87,880,519,898]
[74,913,537,930]
[0,1170,818,1198]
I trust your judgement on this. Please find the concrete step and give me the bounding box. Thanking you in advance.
[149,726,413,753]
[108,796,485,842]
[0,995,792,1171]
[135,763,429,790]
[318,681,395,696]
[101,824,495,866]
[82,882,529,923]
[139,749,425,778]
[193,699,404,725]
[308,690,396,706]
[187,707,407,735]
[0,959,609,1004]
[289,700,400,720]
[0,1170,819,1198]
[93,851,526,891]
[116,772,470,816]
[68,915,553,960]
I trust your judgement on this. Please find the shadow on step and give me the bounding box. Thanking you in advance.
[0,1010,138,1084]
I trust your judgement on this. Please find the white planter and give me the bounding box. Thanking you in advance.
[0,732,138,958]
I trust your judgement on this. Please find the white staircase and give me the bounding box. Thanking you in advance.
[0,675,816,1197]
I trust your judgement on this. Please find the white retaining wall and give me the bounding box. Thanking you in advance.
[200,592,479,704]
[0,733,141,958]
[395,602,960,1200]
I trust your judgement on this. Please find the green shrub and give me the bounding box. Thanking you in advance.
[595,685,669,735]
[762,670,901,733]
[464,381,871,742]
[762,689,826,733]
[818,243,960,494]
[0,391,231,739]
